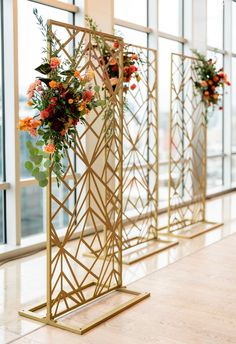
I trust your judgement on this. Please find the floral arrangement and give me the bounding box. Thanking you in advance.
[18,10,104,187]
[193,50,231,110]
[86,16,141,93]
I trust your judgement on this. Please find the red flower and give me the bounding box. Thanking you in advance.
[82,90,93,102]
[113,41,119,49]
[40,109,50,119]
[219,106,223,110]
[129,65,138,74]
[50,97,58,106]
[112,64,118,72]
[130,84,137,90]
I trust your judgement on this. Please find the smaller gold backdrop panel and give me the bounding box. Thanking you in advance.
[168,53,207,232]
[47,20,123,319]
[122,45,159,249]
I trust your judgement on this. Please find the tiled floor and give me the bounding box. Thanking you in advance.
[1,192,236,343]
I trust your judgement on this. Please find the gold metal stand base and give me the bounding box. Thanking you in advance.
[19,288,150,335]
[160,221,223,239]
[84,238,178,265]
[122,239,179,265]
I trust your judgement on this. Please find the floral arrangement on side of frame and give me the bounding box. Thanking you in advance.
[193,50,231,110]
[18,10,106,187]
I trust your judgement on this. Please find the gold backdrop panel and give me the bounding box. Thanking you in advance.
[166,53,222,239]
[19,20,149,335]
[122,45,177,264]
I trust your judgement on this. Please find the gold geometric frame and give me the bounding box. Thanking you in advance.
[121,45,178,264]
[163,53,223,239]
[19,20,150,335]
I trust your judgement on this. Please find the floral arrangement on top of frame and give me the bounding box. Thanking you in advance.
[193,50,231,110]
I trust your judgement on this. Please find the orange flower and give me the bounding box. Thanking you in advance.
[78,102,85,111]
[208,80,213,86]
[49,80,58,88]
[131,54,138,60]
[109,57,117,66]
[27,100,34,107]
[213,93,219,100]
[204,91,210,96]
[74,70,81,78]
[50,57,60,69]
[18,117,33,131]
[211,85,216,91]
[68,99,74,104]
[213,75,219,83]
[44,143,55,154]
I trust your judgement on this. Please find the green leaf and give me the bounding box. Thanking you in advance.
[32,167,40,178]
[35,63,51,75]
[38,77,52,86]
[60,70,72,76]
[44,160,51,169]
[26,141,33,150]
[39,179,48,187]
[94,85,100,93]
[31,155,43,165]
[96,99,106,107]
[37,171,47,181]
[36,140,44,147]
[25,161,33,171]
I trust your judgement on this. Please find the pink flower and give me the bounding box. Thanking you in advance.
[40,109,50,119]
[110,77,118,86]
[201,80,208,87]
[27,80,42,99]
[44,143,55,154]
[50,57,60,69]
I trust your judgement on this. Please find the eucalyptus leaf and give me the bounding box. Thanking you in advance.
[39,179,48,187]
[94,85,100,93]
[25,161,33,171]
[44,160,51,169]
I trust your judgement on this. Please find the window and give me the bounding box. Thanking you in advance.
[207,0,224,49]
[114,0,147,26]
[18,0,74,238]
[158,0,183,36]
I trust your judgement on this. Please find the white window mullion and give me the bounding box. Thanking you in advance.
[3,0,21,245]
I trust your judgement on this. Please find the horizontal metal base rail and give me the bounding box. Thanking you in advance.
[19,288,150,335]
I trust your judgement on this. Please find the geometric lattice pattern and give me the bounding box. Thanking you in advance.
[122,46,159,249]
[168,53,207,232]
[48,20,124,319]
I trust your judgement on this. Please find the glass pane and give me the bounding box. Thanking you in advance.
[21,185,44,238]
[207,0,224,49]
[207,51,223,156]
[232,58,236,152]
[0,192,4,243]
[0,2,3,181]
[114,25,147,46]
[158,0,183,36]
[21,182,70,238]
[232,155,236,185]
[207,157,223,191]
[159,163,168,206]
[18,0,73,178]
[159,38,182,162]
[233,2,236,53]
[114,0,147,26]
